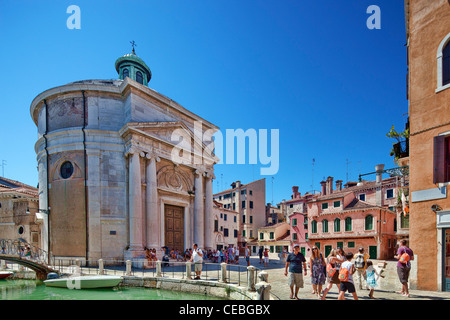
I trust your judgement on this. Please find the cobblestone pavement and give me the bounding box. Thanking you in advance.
[244,257,450,301]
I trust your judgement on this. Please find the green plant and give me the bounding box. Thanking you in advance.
[386,125,410,162]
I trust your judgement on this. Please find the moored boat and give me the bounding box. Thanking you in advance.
[44,274,122,289]
[0,271,13,279]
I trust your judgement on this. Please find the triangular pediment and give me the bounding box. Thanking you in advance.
[120,121,219,165]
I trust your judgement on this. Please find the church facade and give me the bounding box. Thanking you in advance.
[30,50,219,262]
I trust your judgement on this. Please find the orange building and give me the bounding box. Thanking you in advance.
[405,0,450,291]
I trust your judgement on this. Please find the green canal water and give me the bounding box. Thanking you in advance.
[0,279,225,300]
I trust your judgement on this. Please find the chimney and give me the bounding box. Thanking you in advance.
[320,181,327,196]
[231,182,236,189]
[375,164,384,184]
[336,180,343,192]
[326,176,334,195]
[292,186,299,199]
[236,180,241,188]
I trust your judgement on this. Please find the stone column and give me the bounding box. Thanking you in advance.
[193,169,204,247]
[247,265,256,291]
[146,154,160,248]
[37,155,49,255]
[128,148,143,251]
[204,172,214,249]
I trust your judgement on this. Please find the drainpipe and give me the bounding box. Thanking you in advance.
[82,91,88,262]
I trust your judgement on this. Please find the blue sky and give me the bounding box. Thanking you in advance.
[0,0,408,205]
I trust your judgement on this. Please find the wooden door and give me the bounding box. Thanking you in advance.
[164,205,184,252]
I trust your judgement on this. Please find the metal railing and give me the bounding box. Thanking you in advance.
[51,258,261,288]
[0,239,49,266]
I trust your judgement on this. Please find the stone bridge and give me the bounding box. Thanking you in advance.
[0,239,56,280]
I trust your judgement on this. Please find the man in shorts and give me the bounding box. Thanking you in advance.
[284,244,307,300]
[190,243,203,280]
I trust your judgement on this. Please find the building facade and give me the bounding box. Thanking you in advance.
[30,50,219,262]
[213,178,266,252]
[306,170,405,260]
[0,177,40,246]
[405,0,450,291]
[212,201,239,250]
[254,222,290,258]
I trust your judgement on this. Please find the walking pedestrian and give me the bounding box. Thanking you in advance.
[353,247,370,290]
[338,252,358,300]
[263,248,269,267]
[235,246,240,264]
[258,246,264,264]
[284,244,307,300]
[321,249,344,300]
[394,239,414,297]
[309,246,326,298]
[365,260,381,299]
[245,245,250,266]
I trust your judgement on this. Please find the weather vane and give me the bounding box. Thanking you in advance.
[130,40,137,54]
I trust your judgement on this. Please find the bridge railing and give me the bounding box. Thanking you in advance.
[0,239,49,266]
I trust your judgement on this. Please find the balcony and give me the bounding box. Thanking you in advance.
[393,139,409,159]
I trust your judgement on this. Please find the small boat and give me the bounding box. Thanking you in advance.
[44,273,122,289]
[0,271,13,279]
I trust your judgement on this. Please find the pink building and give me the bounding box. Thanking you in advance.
[283,186,317,258]
[306,173,406,260]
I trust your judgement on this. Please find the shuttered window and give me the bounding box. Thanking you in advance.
[365,215,374,230]
[433,135,450,184]
[334,218,341,232]
[345,217,352,231]
[322,219,329,233]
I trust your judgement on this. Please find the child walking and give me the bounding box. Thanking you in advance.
[365,260,381,299]
[338,252,358,300]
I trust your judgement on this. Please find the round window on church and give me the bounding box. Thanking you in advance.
[60,161,74,179]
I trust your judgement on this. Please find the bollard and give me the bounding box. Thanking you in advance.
[186,261,192,280]
[247,266,256,291]
[126,260,132,276]
[220,262,228,283]
[98,259,104,275]
[255,271,271,300]
[156,261,162,277]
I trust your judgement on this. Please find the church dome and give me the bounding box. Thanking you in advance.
[115,49,152,86]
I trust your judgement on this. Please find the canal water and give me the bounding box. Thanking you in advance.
[0,279,225,300]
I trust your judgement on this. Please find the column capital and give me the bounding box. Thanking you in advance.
[204,171,215,180]
[194,169,204,177]
[124,145,139,158]
[145,153,161,162]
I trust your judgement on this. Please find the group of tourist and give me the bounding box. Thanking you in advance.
[160,245,255,266]
[284,239,414,300]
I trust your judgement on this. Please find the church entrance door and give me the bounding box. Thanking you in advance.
[164,205,184,252]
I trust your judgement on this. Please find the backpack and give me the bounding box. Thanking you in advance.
[326,263,336,277]
[338,267,349,282]
[399,250,410,264]
[354,254,365,269]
